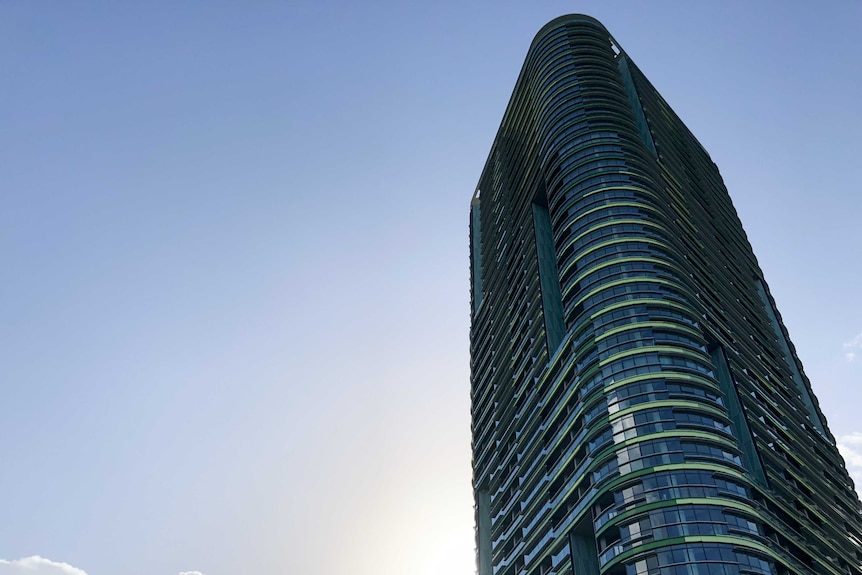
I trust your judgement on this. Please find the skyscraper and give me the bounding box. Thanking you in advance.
[469,14,861,575]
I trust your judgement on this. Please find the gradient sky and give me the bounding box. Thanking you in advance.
[2,2,861,575]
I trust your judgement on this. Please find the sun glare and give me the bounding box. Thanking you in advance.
[419,522,475,575]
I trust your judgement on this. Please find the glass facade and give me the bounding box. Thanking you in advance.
[469,15,862,575]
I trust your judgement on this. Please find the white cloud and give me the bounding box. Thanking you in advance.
[837,432,862,495]
[843,333,862,362]
[0,556,87,575]
[179,572,205,575]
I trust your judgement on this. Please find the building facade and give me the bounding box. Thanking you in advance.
[469,15,862,575]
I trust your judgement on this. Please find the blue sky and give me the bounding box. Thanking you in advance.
[1,2,861,574]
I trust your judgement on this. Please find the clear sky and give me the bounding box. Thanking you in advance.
[1,2,861,575]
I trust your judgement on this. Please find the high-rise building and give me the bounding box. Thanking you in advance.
[469,15,862,575]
